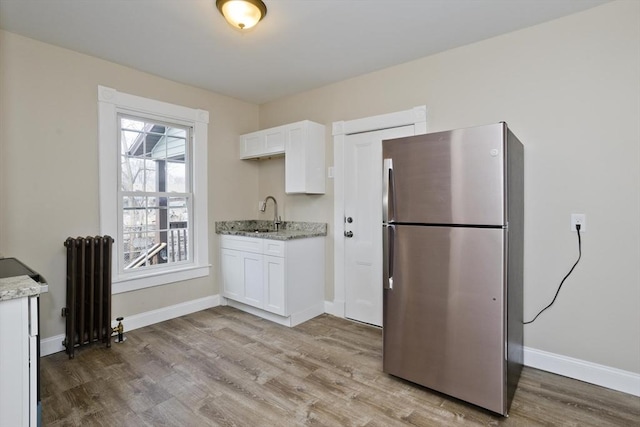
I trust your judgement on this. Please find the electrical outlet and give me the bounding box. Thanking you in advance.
[570,213,586,232]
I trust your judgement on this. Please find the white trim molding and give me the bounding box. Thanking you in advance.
[40,295,219,356]
[98,85,210,294]
[323,300,344,318]
[523,346,640,397]
[331,106,427,321]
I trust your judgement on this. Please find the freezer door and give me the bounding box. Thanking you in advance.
[383,123,506,226]
[383,224,507,415]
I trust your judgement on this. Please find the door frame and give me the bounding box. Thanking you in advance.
[330,106,427,318]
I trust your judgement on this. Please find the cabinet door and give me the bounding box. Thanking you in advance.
[285,123,306,193]
[221,248,244,300]
[285,121,325,194]
[243,252,263,308]
[240,133,262,159]
[263,255,286,315]
[263,128,285,155]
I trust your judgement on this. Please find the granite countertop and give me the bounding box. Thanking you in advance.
[0,275,48,301]
[216,220,327,241]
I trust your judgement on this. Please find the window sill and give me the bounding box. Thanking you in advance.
[112,264,211,294]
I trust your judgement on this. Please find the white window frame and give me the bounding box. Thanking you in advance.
[98,85,210,294]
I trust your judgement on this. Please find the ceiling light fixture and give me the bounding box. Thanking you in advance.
[216,0,267,30]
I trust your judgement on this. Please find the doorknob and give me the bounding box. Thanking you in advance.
[344,231,354,238]
[346,217,353,223]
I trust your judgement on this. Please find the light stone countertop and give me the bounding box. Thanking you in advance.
[216,220,327,241]
[0,275,48,301]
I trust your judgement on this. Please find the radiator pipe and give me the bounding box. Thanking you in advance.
[112,317,126,343]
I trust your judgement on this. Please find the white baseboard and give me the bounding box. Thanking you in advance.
[40,295,220,357]
[523,346,639,396]
[112,294,219,332]
[324,299,345,317]
[290,302,325,326]
[323,300,336,316]
[40,333,66,356]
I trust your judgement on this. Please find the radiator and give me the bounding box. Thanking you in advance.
[62,235,113,358]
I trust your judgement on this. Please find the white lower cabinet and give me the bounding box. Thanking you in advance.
[220,235,324,326]
[0,294,38,427]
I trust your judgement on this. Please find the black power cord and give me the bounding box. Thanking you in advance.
[524,224,582,324]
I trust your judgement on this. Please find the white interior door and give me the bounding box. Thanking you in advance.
[344,125,415,326]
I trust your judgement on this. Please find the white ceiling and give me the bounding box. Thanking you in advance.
[0,0,609,104]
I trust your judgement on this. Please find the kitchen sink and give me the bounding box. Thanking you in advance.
[249,228,277,233]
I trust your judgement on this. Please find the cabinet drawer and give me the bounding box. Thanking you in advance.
[220,235,263,253]
[263,240,285,257]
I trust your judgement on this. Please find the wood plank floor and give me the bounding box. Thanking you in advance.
[41,306,639,426]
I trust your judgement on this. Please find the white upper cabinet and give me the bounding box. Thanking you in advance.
[284,121,325,194]
[240,120,326,194]
[240,127,285,159]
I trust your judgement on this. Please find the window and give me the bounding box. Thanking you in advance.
[119,115,192,270]
[98,86,209,294]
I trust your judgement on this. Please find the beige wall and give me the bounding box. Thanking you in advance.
[258,1,640,373]
[0,30,260,339]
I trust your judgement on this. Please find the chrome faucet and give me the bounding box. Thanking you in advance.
[261,196,282,231]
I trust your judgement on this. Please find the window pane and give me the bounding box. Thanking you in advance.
[122,196,136,233]
[122,232,136,267]
[146,207,160,231]
[142,133,159,157]
[121,130,142,154]
[144,160,158,192]
[123,232,163,269]
[132,207,147,230]
[121,157,145,191]
[166,161,186,192]
[135,232,156,250]
[169,197,188,224]
[122,196,135,209]
[168,128,186,139]
[124,196,147,231]
[165,134,185,160]
[121,117,146,131]
[168,226,188,263]
[123,208,141,233]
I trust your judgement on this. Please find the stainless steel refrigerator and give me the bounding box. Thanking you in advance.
[382,122,523,416]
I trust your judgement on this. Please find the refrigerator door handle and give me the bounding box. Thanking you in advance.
[383,158,395,223]
[383,224,395,290]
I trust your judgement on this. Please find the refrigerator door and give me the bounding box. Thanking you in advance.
[383,224,507,415]
[383,123,506,226]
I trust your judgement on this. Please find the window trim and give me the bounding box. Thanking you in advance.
[98,86,210,294]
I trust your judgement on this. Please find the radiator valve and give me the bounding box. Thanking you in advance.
[112,316,126,343]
